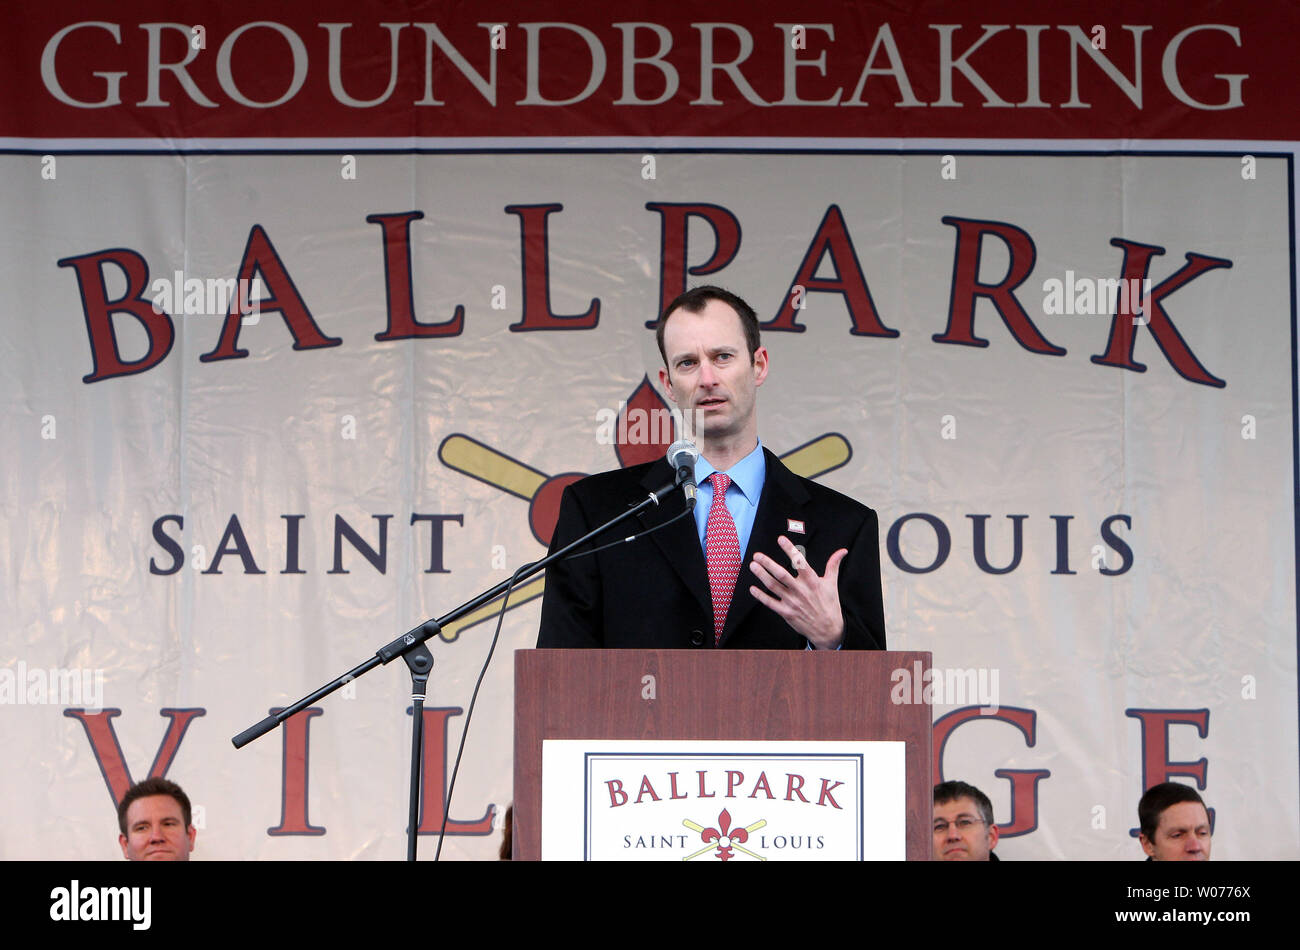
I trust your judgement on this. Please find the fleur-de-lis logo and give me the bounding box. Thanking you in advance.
[683,809,768,861]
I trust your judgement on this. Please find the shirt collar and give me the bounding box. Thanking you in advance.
[695,441,765,507]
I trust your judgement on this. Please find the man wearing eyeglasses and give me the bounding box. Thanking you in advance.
[933,780,1000,861]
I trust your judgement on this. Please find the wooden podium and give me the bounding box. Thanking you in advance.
[514,649,932,860]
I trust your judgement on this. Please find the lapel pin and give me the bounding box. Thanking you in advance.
[787,519,805,534]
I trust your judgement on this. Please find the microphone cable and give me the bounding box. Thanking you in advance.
[433,557,533,861]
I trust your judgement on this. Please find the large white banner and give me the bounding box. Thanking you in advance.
[1,148,1295,859]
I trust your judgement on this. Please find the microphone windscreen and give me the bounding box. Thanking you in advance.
[666,439,698,469]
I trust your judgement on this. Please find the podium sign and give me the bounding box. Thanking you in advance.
[515,649,933,861]
[541,739,905,861]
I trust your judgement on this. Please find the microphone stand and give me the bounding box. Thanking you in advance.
[232,473,686,860]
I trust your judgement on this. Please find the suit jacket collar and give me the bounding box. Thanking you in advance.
[639,459,711,617]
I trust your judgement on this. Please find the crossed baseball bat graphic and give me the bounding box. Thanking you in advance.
[434,432,851,642]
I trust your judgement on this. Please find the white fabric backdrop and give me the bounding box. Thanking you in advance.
[1,149,1295,859]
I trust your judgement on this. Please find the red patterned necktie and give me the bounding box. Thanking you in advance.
[705,472,741,645]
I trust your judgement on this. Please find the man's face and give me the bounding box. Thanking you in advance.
[1140,801,1211,861]
[658,299,768,447]
[119,795,196,861]
[933,797,998,861]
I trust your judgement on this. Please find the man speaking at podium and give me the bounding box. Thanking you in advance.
[537,286,886,651]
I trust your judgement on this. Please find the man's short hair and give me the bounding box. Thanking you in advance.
[933,780,995,826]
[655,285,762,368]
[1138,782,1207,841]
[117,777,192,835]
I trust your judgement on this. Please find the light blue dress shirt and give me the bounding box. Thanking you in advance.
[693,441,766,557]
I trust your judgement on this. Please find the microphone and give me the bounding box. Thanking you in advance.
[666,440,699,510]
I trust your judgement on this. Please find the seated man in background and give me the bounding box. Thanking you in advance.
[933,780,1001,861]
[117,776,196,861]
[1137,782,1212,861]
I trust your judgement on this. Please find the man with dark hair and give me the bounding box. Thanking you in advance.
[933,780,1000,861]
[654,285,762,367]
[1137,782,1211,861]
[118,777,196,861]
[538,285,886,650]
